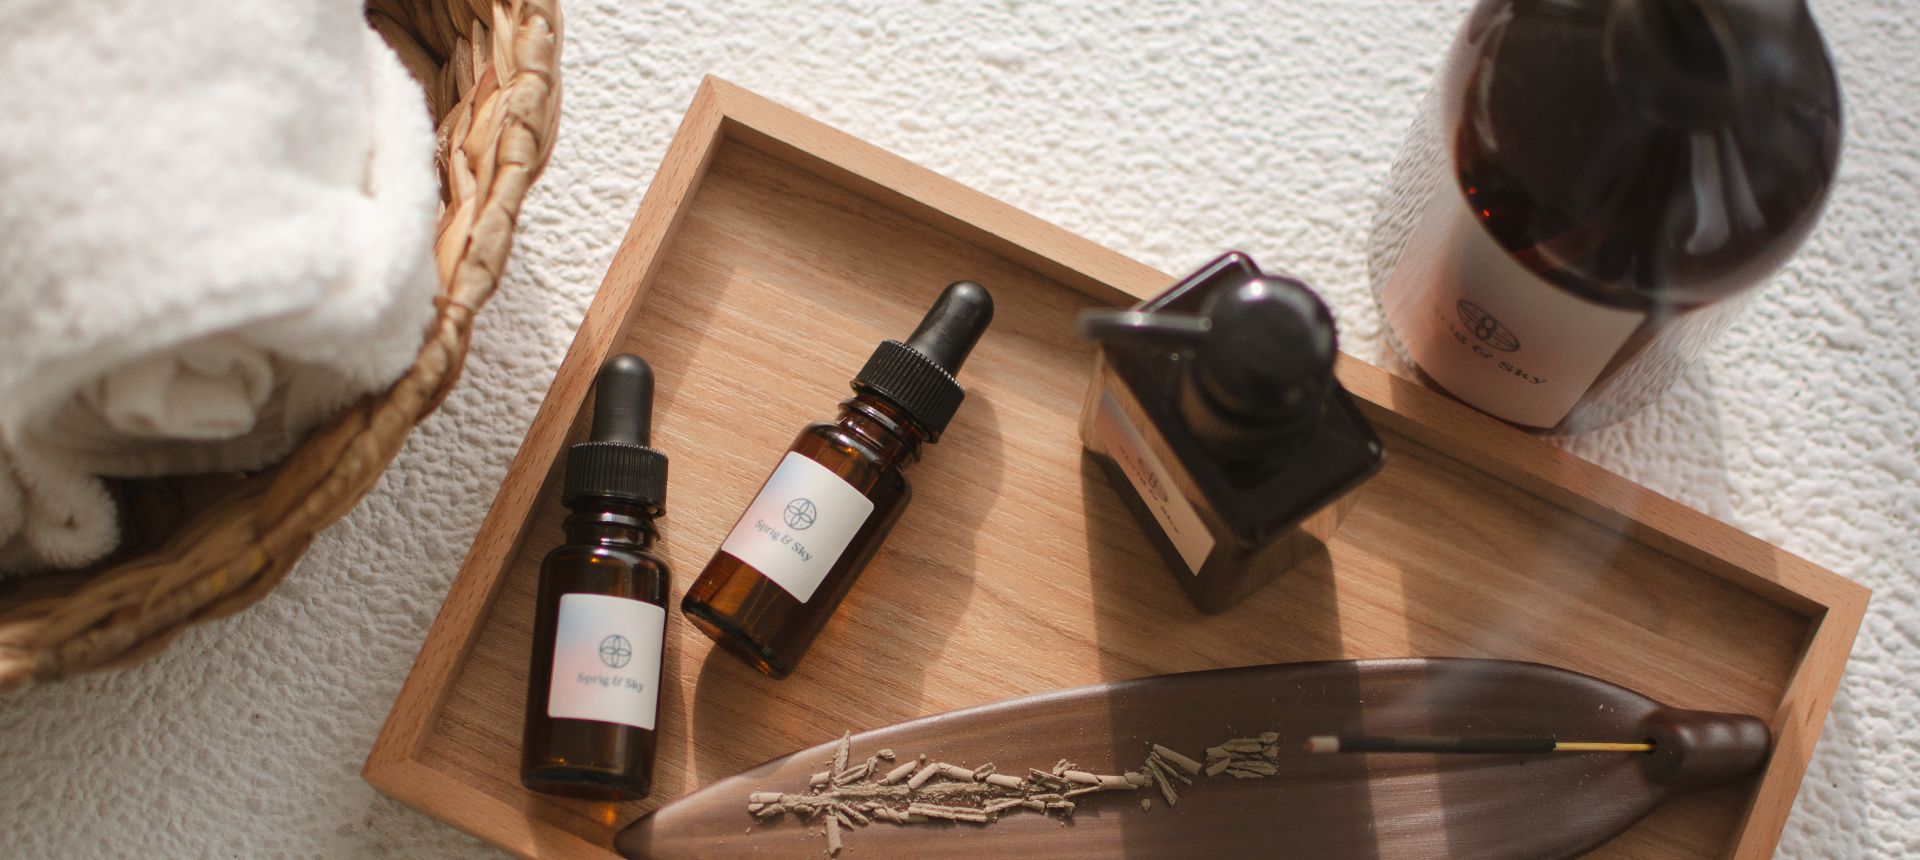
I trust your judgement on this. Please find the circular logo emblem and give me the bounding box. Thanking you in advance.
[1456,300,1520,352]
[598,634,632,668]
[783,498,818,530]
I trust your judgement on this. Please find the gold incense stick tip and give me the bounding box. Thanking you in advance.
[1555,741,1656,753]
[1305,736,1340,753]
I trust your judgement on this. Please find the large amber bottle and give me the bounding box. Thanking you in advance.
[1371,0,1841,432]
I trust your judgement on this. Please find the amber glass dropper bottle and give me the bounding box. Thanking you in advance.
[682,281,993,679]
[520,354,671,801]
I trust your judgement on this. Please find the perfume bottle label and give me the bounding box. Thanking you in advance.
[1379,180,1644,427]
[1092,387,1214,574]
[720,451,876,603]
[547,593,665,730]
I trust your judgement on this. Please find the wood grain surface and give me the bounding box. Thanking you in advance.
[364,79,1869,860]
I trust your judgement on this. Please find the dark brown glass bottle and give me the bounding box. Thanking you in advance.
[1371,0,1841,432]
[683,281,993,679]
[521,355,671,800]
[1080,253,1384,613]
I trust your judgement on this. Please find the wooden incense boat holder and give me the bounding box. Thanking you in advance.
[615,658,1769,859]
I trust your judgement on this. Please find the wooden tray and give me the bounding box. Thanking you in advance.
[364,78,1868,859]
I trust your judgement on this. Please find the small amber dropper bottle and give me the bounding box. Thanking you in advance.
[521,354,671,800]
[682,281,994,679]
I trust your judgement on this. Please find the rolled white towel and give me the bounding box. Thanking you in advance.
[0,449,117,573]
[86,340,278,443]
[0,1,440,573]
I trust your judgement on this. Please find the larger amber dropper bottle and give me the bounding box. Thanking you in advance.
[520,354,671,800]
[682,281,993,679]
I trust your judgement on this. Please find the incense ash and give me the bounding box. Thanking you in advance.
[745,731,1293,855]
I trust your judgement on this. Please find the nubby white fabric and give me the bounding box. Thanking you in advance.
[0,0,438,572]
[0,1,1912,857]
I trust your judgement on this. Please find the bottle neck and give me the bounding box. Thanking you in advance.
[835,393,927,469]
[562,501,658,549]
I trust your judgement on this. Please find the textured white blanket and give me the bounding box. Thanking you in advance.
[1,1,1911,856]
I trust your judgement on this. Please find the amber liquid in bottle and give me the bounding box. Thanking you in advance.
[681,394,919,678]
[520,504,670,799]
[682,281,993,679]
[1371,0,1841,432]
[520,354,671,801]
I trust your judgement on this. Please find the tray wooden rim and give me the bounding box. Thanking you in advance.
[364,76,1870,860]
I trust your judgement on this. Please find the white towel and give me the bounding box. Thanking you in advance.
[0,1,439,573]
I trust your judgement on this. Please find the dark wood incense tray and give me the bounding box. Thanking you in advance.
[363,78,1868,859]
[617,659,1772,859]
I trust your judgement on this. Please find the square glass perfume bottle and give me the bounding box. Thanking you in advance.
[1079,253,1385,613]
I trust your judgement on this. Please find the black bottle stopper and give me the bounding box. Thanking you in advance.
[1080,274,1337,459]
[563,354,669,511]
[852,281,995,442]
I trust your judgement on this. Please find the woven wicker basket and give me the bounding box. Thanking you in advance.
[0,0,562,691]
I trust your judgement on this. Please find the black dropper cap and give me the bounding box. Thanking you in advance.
[563,354,668,512]
[851,281,994,442]
[1078,266,1336,459]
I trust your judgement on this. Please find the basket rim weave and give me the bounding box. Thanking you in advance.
[0,0,563,691]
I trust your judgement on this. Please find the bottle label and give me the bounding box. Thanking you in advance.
[720,452,876,603]
[547,593,665,730]
[1091,387,1214,575]
[1379,183,1645,428]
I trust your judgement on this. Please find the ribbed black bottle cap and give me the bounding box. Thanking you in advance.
[853,340,966,441]
[563,354,668,512]
[852,281,994,442]
[563,442,668,512]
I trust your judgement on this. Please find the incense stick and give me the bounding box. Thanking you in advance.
[1305,736,1654,754]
